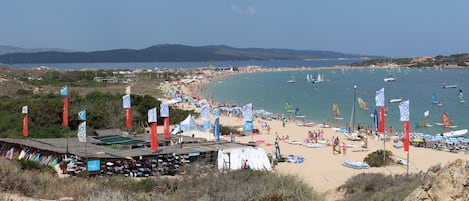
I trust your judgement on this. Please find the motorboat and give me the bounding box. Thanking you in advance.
[440,129,468,137]
[442,83,457,88]
[388,97,402,103]
[384,76,396,82]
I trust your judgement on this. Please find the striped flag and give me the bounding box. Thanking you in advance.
[148,108,157,123]
[77,121,86,142]
[160,103,169,117]
[399,100,410,122]
[122,95,131,109]
[243,103,253,121]
[375,88,385,107]
[201,104,210,120]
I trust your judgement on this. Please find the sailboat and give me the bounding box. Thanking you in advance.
[284,101,294,113]
[343,86,361,141]
[314,73,324,83]
[458,89,465,103]
[287,74,296,83]
[435,112,458,128]
[416,110,433,127]
[332,103,343,120]
[357,97,368,110]
[294,106,306,118]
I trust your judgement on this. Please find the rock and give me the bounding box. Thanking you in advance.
[404,159,469,201]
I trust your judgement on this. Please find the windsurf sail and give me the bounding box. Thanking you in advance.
[357,97,368,110]
[424,110,429,118]
[294,106,301,116]
[441,112,452,127]
[332,103,340,118]
[432,94,438,104]
[459,89,464,102]
[284,101,292,112]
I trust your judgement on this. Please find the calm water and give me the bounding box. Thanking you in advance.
[204,68,469,136]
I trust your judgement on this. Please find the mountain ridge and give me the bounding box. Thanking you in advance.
[0,44,373,64]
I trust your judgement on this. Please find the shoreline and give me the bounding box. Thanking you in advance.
[163,66,469,194]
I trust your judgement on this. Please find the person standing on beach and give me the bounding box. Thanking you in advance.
[266,125,271,134]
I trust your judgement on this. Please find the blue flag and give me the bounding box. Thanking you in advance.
[78,110,86,121]
[60,85,68,96]
[373,109,378,132]
[214,117,220,142]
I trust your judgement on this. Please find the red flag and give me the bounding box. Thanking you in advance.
[164,117,170,140]
[125,108,132,129]
[150,122,158,151]
[23,114,28,137]
[379,106,385,133]
[63,96,68,126]
[403,121,410,151]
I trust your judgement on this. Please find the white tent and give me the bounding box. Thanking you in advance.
[180,114,198,132]
[217,147,272,171]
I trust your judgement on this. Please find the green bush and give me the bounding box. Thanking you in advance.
[363,149,395,167]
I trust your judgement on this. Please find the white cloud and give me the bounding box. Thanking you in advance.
[231,4,256,15]
[247,5,256,15]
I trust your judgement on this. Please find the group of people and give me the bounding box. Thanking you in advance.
[331,136,347,155]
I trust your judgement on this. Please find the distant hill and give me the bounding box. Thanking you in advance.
[0,44,371,64]
[0,45,72,56]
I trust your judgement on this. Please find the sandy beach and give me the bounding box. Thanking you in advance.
[168,68,469,194]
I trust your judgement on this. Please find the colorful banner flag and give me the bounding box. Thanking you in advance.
[373,109,378,131]
[122,95,131,109]
[214,117,220,142]
[78,121,86,142]
[160,103,169,117]
[403,121,410,152]
[399,100,410,122]
[63,96,68,126]
[148,108,157,123]
[243,103,253,121]
[23,114,28,137]
[164,117,170,140]
[60,85,68,96]
[150,122,158,151]
[201,104,210,120]
[126,108,132,129]
[375,88,385,107]
[212,107,220,116]
[379,106,385,133]
[78,109,86,121]
[243,120,253,131]
[22,106,28,137]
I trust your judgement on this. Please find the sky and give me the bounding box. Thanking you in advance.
[1,0,468,57]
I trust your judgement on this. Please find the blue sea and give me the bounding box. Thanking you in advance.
[9,59,468,136]
[203,67,469,136]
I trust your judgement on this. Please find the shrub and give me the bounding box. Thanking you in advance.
[363,149,395,167]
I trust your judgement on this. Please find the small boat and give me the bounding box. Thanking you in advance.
[357,97,368,110]
[388,97,402,103]
[384,76,396,82]
[442,83,457,88]
[458,89,465,103]
[287,75,296,83]
[435,112,458,128]
[332,103,344,120]
[439,129,468,137]
[343,132,362,141]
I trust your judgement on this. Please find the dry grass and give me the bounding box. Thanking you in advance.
[0,160,323,201]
